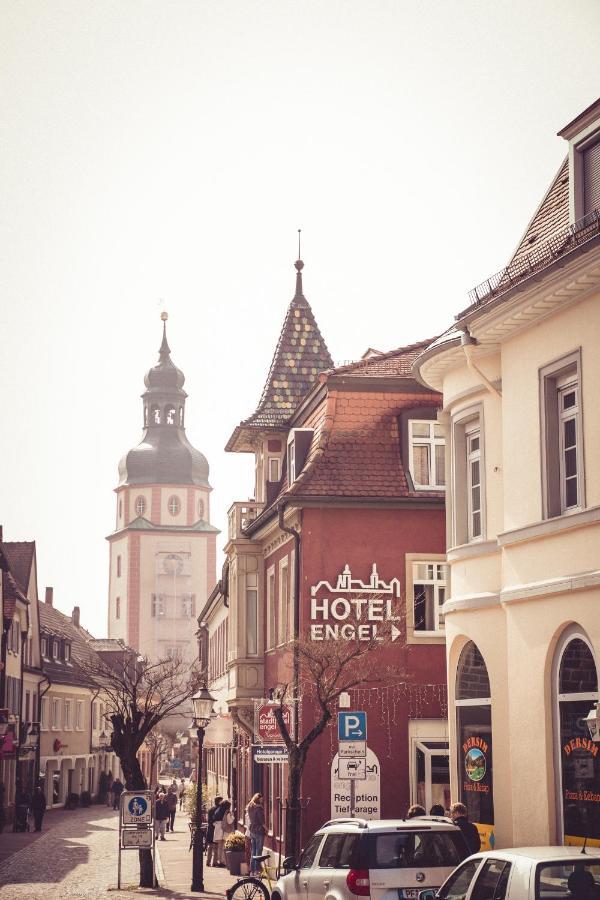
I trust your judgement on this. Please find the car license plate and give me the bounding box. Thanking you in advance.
[399,891,420,899]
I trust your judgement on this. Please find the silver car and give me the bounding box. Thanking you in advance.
[271,816,470,900]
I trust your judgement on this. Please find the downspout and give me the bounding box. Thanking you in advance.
[37,677,51,792]
[277,503,301,752]
[460,330,502,399]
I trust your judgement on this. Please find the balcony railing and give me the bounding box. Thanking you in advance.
[227,501,263,541]
[463,207,600,314]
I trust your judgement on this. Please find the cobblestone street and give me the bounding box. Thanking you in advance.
[0,805,140,900]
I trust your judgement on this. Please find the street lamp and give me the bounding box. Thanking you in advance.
[190,685,215,893]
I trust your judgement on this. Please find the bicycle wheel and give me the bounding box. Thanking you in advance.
[227,876,270,900]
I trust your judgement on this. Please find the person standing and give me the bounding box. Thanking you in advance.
[246,793,267,874]
[111,777,124,811]
[217,800,235,866]
[178,781,186,810]
[205,795,223,867]
[105,772,114,807]
[450,802,481,854]
[155,792,169,840]
[31,786,46,832]
[166,785,178,832]
[406,804,426,818]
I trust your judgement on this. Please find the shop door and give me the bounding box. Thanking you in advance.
[415,742,450,812]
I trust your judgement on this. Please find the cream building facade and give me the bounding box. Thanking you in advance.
[107,316,218,663]
[414,98,600,850]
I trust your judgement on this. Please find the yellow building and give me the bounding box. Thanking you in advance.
[414,98,600,849]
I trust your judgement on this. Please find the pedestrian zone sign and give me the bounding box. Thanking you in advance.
[121,791,153,825]
[338,711,367,741]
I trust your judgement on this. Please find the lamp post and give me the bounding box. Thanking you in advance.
[190,685,215,893]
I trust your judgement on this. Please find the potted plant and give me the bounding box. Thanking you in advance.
[224,831,246,875]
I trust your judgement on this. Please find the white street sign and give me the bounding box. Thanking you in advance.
[339,740,367,758]
[121,791,154,825]
[331,748,381,820]
[122,828,153,848]
[338,757,367,780]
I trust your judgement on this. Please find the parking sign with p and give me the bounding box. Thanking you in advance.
[338,711,367,741]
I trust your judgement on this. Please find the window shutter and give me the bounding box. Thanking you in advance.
[583,140,600,214]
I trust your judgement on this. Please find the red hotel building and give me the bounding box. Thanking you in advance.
[203,259,448,850]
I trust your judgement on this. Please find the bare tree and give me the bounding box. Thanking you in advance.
[144,729,172,786]
[80,649,202,888]
[272,600,406,859]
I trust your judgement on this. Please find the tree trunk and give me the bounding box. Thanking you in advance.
[112,732,155,888]
[285,747,306,861]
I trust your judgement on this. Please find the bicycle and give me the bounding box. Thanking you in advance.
[226,853,278,900]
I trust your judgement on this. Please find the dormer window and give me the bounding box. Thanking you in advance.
[41,636,48,658]
[64,643,71,663]
[51,640,59,660]
[408,420,445,490]
[268,457,280,483]
[287,429,313,483]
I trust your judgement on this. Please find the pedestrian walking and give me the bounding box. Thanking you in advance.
[245,793,267,873]
[165,786,178,832]
[205,795,223,867]
[178,781,186,810]
[105,772,114,807]
[155,792,169,840]
[449,802,481,854]
[217,800,235,866]
[31,786,46,832]
[111,777,124,811]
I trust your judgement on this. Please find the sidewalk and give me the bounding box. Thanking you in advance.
[155,819,237,898]
[0,804,98,866]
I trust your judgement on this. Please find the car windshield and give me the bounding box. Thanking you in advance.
[536,861,600,900]
[367,831,467,869]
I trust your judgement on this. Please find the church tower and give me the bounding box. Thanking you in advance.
[107,313,218,661]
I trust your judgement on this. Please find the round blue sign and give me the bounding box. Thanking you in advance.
[128,796,148,817]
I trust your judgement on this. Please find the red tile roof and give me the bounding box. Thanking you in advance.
[331,339,437,378]
[508,158,569,269]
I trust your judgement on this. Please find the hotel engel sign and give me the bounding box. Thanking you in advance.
[309,563,401,642]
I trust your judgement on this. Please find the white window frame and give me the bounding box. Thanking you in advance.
[64,643,71,663]
[268,457,280,483]
[408,420,445,490]
[557,373,582,513]
[266,566,276,650]
[412,561,448,636]
[41,636,48,658]
[51,698,61,730]
[64,699,72,730]
[167,494,181,516]
[76,700,84,731]
[135,495,146,517]
[466,425,482,541]
[278,558,289,646]
[92,701,98,731]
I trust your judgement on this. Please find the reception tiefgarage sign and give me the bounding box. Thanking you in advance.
[255,702,293,744]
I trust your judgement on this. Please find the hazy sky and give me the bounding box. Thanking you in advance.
[1,0,599,636]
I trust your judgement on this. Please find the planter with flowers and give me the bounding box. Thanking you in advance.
[224,831,246,875]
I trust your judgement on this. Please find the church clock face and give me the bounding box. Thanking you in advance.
[163,553,183,575]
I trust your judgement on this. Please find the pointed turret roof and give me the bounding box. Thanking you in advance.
[226,259,332,451]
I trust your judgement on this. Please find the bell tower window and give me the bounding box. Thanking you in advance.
[168,495,181,516]
[165,405,176,425]
[135,496,146,517]
[150,405,161,425]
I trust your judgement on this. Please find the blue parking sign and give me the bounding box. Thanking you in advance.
[338,711,367,741]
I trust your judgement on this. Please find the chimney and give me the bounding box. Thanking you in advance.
[72,606,80,628]
[45,587,53,606]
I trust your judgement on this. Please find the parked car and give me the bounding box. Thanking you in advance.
[423,846,600,900]
[271,816,471,900]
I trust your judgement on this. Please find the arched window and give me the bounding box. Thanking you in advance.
[456,641,494,843]
[150,405,161,425]
[554,630,599,844]
[179,407,184,426]
[168,495,181,516]
[198,498,205,521]
[165,405,177,425]
[135,495,146,517]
